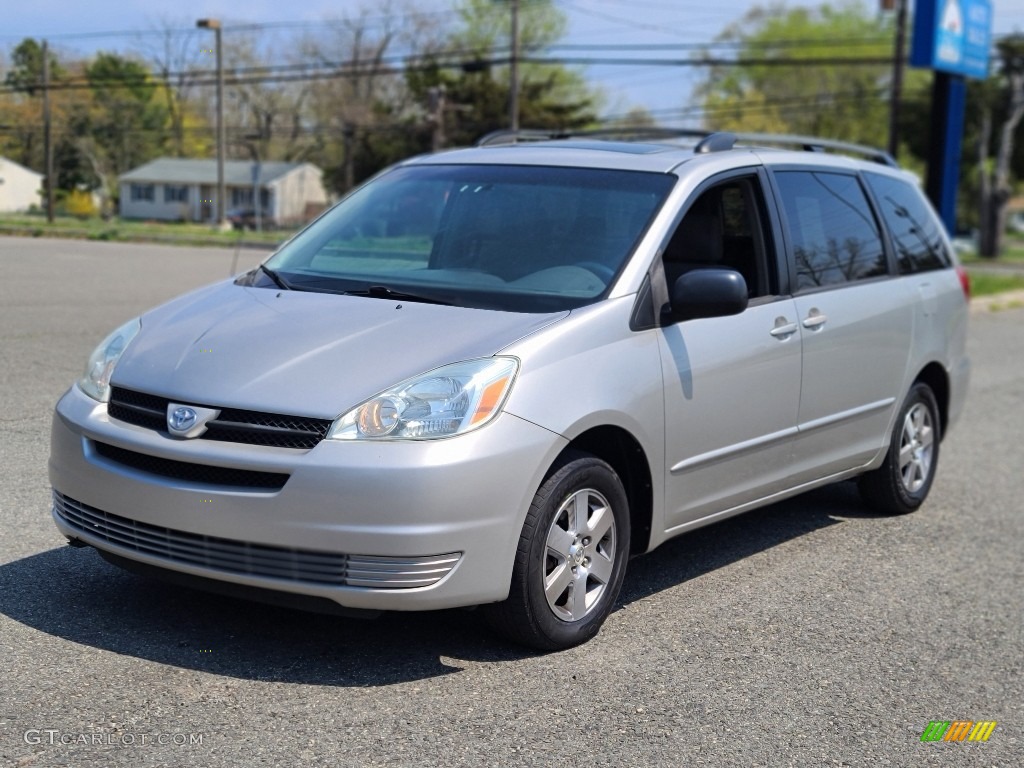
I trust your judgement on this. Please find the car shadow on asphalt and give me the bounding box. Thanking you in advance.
[618,480,885,607]
[0,482,880,686]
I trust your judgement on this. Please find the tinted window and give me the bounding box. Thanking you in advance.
[865,173,951,274]
[266,165,675,312]
[775,171,887,291]
[663,177,775,298]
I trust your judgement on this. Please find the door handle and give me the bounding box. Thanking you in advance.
[770,318,798,338]
[802,309,827,329]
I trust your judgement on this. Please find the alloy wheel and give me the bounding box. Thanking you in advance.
[543,488,617,622]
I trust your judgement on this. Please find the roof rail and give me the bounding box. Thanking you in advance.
[728,132,897,167]
[474,127,898,167]
[476,129,571,146]
[475,126,713,147]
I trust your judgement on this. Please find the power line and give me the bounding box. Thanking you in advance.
[1,51,908,96]
[546,38,892,51]
[521,55,897,67]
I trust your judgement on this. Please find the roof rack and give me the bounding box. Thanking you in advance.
[476,126,712,147]
[713,132,897,167]
[475,127,897,167]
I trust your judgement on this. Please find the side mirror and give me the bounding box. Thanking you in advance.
[669,268,748,322]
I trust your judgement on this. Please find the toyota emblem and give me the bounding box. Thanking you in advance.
[169,406,198,432]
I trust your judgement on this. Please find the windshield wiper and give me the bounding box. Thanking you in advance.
[259,264,291,290]
[345,285,453,305]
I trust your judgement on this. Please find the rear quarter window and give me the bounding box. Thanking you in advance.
[864,173,952,274]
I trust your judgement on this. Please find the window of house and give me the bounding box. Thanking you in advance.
[164,185,188,203]
[864,173,951,274]
[231,187,270,210]
[130,184,155,202]
[232,188,253,207]
[774,171,887,291]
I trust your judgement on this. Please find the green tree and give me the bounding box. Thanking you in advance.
[450,0,595,137]
[0,42,95,190]
[1,39,67,173]
[299,7,426,195]
[696,2,926,148]
[4,38,64,95]
[74,53,169,207]
[134,19,210,157]
[316,0,598,194]
[403,0,597,151]
[452,0,566,56]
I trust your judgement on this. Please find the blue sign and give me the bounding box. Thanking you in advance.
[910,0,992,79]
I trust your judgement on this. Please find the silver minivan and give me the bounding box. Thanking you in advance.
[49,132,970,649]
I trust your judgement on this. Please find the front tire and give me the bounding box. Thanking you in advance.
[858,382,941,514]
[485,450,630,651]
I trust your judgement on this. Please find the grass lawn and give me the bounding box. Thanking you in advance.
[960,236,1024,263]
[4,213,1024,303]
[967,270,1024,297]
[998,242,1024,262]
[0,213,295,248]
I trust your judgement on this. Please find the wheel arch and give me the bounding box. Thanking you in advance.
[555,425,653,556]
[913,362,950,440]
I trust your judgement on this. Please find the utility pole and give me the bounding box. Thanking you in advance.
[343,123,355,192]
[197,19,226,228]
[885,0,909,159]
[42,40,54,223]
[251,150,262,233]
[509,0,520,131]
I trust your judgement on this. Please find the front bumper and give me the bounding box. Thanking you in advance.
[49,385,567,611]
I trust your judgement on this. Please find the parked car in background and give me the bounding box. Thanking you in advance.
[49,130,970,650]
[226,208,258,230]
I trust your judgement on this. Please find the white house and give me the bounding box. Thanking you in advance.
[0,156,43,213]
[118,158,329,226]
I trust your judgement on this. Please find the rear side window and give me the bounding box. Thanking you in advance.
[864,173,952,274]
[774,171,887,291]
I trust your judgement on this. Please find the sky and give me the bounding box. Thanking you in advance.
[3,0,1024,121]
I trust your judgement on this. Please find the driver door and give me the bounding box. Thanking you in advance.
[659,172,803,532]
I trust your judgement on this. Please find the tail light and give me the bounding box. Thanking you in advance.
[956,265,971,300]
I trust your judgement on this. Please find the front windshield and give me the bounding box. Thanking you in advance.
[263,163,676,312]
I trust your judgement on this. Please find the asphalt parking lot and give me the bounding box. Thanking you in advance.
[1,236,1021,767]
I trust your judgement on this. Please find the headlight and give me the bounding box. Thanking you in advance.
[78,317,141,402]
[329,357,519,440]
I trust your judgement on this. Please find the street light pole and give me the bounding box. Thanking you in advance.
[197,18,226,228]
[42,39,55,223]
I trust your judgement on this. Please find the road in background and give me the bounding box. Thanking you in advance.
[1,237,1021,767]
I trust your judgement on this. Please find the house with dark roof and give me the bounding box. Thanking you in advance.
[118,158,329,225]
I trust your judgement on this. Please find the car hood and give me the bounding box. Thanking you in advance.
[112,280,566,417]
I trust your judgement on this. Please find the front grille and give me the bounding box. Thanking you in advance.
[108,387,332,449]
[93,441,289,490]
[53,491,461,589]
[204,408,332,449]
[108,388,166,431]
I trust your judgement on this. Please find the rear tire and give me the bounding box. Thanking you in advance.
[484,450,630,651]
[858,382,941,515]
